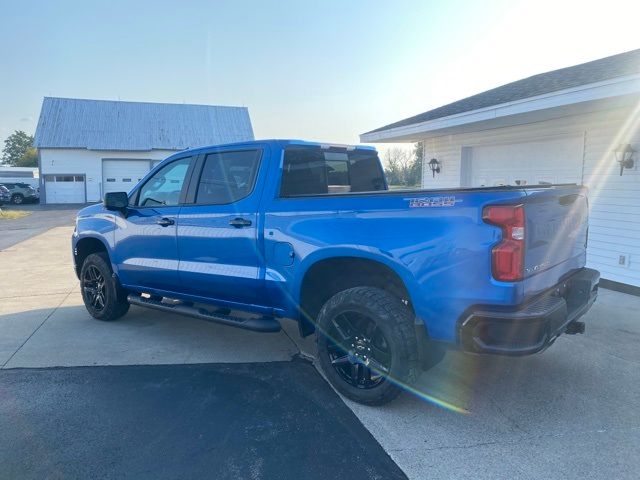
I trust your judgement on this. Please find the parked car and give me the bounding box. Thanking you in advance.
[72,140,599,405]
[1,182,39,204]
[0,185,11,206]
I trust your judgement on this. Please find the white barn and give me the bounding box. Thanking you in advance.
[361,49,640,293]
[34,97,254,204]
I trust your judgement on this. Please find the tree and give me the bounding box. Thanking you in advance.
[382,148,404,185]
[2,131,36,167]
[410,142,423,186]
[15,147,38,167]
[382,145,422,187]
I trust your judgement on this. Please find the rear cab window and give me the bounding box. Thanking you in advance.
[280,146,386,197]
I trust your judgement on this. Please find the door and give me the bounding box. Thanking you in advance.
[113,156,193,291]
[103,160,151,196]
[467,136,584,187]
[177,148,263,305]
[44,175,85,203]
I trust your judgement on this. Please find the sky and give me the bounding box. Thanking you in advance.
[0,0,639,155]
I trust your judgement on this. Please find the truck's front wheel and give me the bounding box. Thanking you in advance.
[80,252,130,321]
[316,287,419,405]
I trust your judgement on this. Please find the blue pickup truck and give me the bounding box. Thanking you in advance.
[73,139,599,405]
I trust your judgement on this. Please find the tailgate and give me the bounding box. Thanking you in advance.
[522,185,588,279]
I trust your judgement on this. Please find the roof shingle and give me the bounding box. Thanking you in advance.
[365,48,640,135]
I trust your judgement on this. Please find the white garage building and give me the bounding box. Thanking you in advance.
[361,49,640,293]
[34,97,254,204]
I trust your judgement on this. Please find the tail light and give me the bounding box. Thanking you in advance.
[483,204,525,281]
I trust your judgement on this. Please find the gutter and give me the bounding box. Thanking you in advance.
[360,73,640,143]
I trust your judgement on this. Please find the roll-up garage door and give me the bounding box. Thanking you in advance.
[468,136,584,187]
[102,160,151,195]
[44,175,85,204]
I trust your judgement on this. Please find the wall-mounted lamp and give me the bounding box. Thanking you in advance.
[614,143,635,176]
[428,158,441,178]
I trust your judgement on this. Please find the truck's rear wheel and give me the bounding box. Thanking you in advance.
[316,287,419,405]
[80,252,129,321]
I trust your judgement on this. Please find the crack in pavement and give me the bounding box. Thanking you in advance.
[386,424,640,453]
[487,394,527,433]
[279,321,304,358]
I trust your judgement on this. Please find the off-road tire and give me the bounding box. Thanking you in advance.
[316,287,419,405]
[80,252,130,321]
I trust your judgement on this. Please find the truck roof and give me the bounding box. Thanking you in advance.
[165,139,377,161]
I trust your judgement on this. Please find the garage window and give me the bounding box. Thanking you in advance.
[45,175,83,182]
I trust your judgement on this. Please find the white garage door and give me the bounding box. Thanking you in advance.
[468,136,584,187]
[103,160,151,196]
[44,175,86,204]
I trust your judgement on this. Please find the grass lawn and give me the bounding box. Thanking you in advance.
[0,209,31,220]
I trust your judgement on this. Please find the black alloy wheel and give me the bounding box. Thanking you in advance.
[80,252,130,321]
[316,287,419,405]
[326,311,392,389]
[83,265,106,312]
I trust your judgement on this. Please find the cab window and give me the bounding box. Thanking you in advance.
[195,150,261,204]
[136,157,192,207]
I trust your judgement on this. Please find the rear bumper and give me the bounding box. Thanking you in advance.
[459,268,599,356]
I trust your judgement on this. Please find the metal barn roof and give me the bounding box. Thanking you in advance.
[34,97,254,151]
[364,48,640,136]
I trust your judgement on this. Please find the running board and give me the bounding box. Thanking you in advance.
[126,294,281,333]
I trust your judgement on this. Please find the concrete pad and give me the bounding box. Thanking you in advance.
[391,426,637,480]
[284,290,640,480]
[2,226,298,368]
[0,226,77,298]
[346,339,640,479]
[0,294,69,367]
[5,292,297,368]
[0,204,81,250]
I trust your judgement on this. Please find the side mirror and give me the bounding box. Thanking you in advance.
[104,192,129,211]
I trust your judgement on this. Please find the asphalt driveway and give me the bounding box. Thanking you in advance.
[0,219,638,479]
[0,203,84,250]
[0,362,405,480]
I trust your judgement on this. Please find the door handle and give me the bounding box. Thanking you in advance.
[229,217,252,228]
[156,217,175,227]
